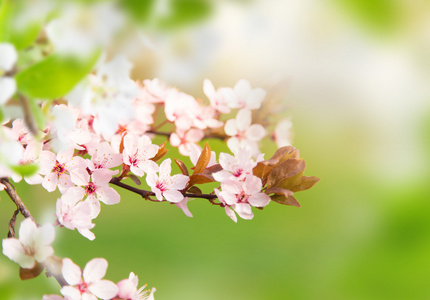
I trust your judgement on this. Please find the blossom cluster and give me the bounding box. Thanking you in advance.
[0,1,318,299]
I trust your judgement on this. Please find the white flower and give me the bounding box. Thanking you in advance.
[0,43,17,105]
[2,218,55,269]
[116,272,156,300]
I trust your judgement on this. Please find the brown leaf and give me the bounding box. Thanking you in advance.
[119,132,126,154]
[289,176,320,192]
[193,142,211,175]
[202,163,223,176]
[252,160,276,185]
[270,146,299,163]
[270,194,301,207]
[189,174,215,186]
[19,262,44,280]
[151,142,169,162]
[265,187,294,198]
[266,158,305,188]
[128,174,141,186]
[187,186,203,195]
[174,159,189,176]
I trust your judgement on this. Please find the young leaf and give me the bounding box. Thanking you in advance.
[202,163,222,176]
[270,194,301,208]
[0,0,44,50]
[266,158,305,189]
[289,176,320,193]
[19,262,44,280]
[151,141,169,162]
[16,52,100,99]
[128,174,142,186]
[193,142,211,175]
[265,187,294,198]
[269,146,300,163]
[187,186,202,195]
[253,160,276,185]
[174,159,189,176]
[188,173,215,186]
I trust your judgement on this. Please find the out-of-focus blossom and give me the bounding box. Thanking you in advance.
[0,43,17,105]
[46,2,123,56]
[273,118,293,148]
[170,129,205,156]
[2,218,55,269]
[122,133,159,177]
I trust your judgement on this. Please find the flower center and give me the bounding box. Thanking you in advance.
[232,168,243,177]
[85,182,97,195]
[156,182,166,192]
[78,282,89,294]
[237,192,249,203]
[53,162,65,174]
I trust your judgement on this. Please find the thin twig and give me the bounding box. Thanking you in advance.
[7,209,19,238]
[109,177,220,202]
[0,178,35,221]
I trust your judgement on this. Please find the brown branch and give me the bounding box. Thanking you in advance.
[109,177,220,202]
[8,209,19,238]
[1,178,34,221]
[146,130,171,138]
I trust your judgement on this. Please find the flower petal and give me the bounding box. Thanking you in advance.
[88,279,119,299]
[83,258,108,283]
[62,258,82,286]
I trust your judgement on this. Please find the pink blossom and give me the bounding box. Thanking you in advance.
[61,258,118,300]
[87,142,123,174]
[215,175,270,222]
[10,119,34,146]
[175,197,193,218]
[146,159,189,203]
[42,295,70,300]
[213,148,261,183]
[170,129,204,156]
[67,168,120,217]
[56,193,96,240]
[39,148,86,193]
[224,109,266,157]
[141,78,174,104]
[224,79,266,110]
[2,218,55,268]
[203,79,231,114]
[164,91,195,130]
[122,133,159,177]
[116,272,156,300]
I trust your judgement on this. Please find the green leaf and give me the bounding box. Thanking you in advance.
[10,163,39,177]
[15,52,100,99]
[121,0,155,24]
[0,0,44,50]
[157,0,212,29]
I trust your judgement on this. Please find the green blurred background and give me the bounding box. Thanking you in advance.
[2,0,430,299]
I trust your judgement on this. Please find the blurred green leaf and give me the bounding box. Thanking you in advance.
[336,0,401,34]
[0,0,44,50]
[15,52,100,99]
[121,0,155,24]
[10,163,39,177]
[157,0,212,29]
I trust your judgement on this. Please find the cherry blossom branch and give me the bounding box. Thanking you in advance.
[0,178,35,222]
[146,129,227,141]
[109,177,220,202]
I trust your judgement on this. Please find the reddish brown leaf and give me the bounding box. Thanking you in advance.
[193,142,211,175]
[266,158,305,188]
[252,160,276,184]
[174,159,189,176]
[151,142,169,162]
[289,176,320,192]
[187,186,203,195]
[202,164,223,175]
[265,187,294,198]
[189,173,215,186]
[270,194,301,207]
[119,132,126,154]
[270,146,299,163]
[19,262,44,280]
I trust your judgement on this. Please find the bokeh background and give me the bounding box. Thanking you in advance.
[1,0,430,299]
